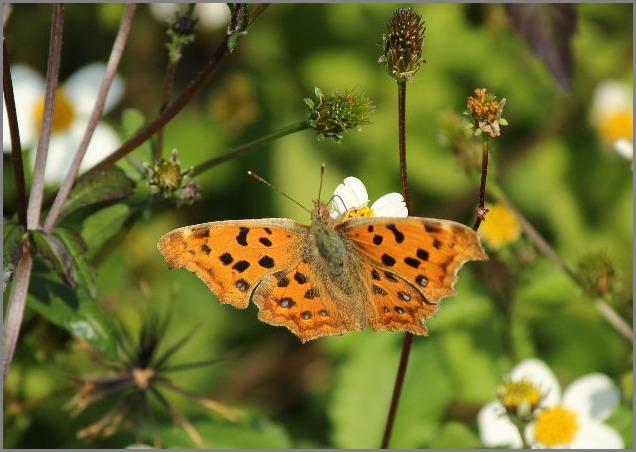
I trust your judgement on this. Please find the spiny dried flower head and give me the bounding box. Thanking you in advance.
[378,8,426,82]
[576,251,620,299]
[166,10,199,62]
[65,311,237,447]
[305,87,374,143]
[145,149,201,206]
[466,87,508,138]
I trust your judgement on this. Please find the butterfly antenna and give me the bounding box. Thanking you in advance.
[247,171,311,213]
[318,163,326,201]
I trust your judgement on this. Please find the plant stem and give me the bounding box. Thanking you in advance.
[491,184,633,344]
[43,4,136,234]
[381,79,412,449]
[191,120,310,176]
[82,34,232,178]
[3,246,33,382]
[472,135,490,231]
[3,37,27,228]
[26,3,64,230]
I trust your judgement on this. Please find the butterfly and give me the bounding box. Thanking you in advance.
[157,187,487,342]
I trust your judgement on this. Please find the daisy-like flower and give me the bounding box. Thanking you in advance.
[2,63,124,184]
[478,203,521,250]
[591,79,633,161]
[330,176,407,220]
[478,358,624,449]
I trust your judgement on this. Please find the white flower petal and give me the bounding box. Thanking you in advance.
[148,3,180,22]
[614,138,633,160]
[332,176,369,216]
[3,64,45,151]
[80,122,121,169]
[37,132,77,184]
[509,358,562,406]
[562,373,620,423]
[371,192,408,217]
[64,62,124,116]
[477,401,523,448]
[196,3,231,31]
[570,419,624,449]
[592,80,633,121]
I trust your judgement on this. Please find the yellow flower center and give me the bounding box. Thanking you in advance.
[533,405,579,447]
[598,108,633,143]
[499,380,542,414]
[478,203,521,250]
[33,87,76,133]
[346,206,374,218]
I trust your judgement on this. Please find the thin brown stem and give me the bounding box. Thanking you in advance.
[472,135,490,231]
[43,4,136,234]
[381,79,412,450]
[3,246,33,382]
[82,34,231,178]
[3,37,27,228]
[26,3,64,230]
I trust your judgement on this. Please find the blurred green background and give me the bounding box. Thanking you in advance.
[3,3,633,448]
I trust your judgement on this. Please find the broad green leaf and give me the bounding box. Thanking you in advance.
[60,165,135,218]
[27,275,116,358]
[329,332,400,448]
[81,203,132,258]
[390,336,455,448]
[30,230,77,289]
[3,217,25,292]
[428,421,483,449]
[161,416,293,449]
[53,227,97,299]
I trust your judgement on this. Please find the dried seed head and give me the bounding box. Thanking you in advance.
[378,8,426,82]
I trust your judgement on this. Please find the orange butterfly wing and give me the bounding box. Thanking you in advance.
[157,219,305,309]
[253,260,365,342]
[340,217,487,334]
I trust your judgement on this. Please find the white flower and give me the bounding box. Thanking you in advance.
[2,63,124,184]
[330,176,408,220]
[149,3,230,31]
[478,358,624,449]
[591,79,633,161]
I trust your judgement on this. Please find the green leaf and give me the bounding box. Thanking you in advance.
[81,203,132,258]
[30,229,77,290]
[428,422,483,449]
[27,275,116,358]
[161,416,293,449]
[53,227,97,299]
[329,332,400,448]
[59,165,135,218]
[3,217,25,292]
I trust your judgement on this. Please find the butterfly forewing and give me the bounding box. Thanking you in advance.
[342,217,487,304]
[157,219,306,308]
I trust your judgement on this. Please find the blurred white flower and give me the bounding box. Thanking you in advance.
[2,63,124,184]
[591,79,633,161]
[478,358,624,449]
[331,176,408,220]
[149,3,230,32]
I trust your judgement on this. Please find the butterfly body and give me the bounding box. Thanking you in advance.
[157,200,486,342]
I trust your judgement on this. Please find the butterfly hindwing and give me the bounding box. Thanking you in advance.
[342,217,487,304]
[157,219,306,308]
[253,261,365,342]
[362,262,437,335]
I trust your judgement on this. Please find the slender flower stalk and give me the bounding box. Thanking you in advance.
[2,39,27,228]
[43,4,136,234]
[377,7,425,449]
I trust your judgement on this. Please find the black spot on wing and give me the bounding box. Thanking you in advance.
[236,227,249,246]
[386,224,405,243]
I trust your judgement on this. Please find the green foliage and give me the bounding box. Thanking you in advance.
[3,3,632,449]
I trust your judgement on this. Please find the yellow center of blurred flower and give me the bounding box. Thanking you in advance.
[533,405,579,447]
[499,380,542,415]
[598,108,633,143]
[33,88,76,133]
[478,203,521,250]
